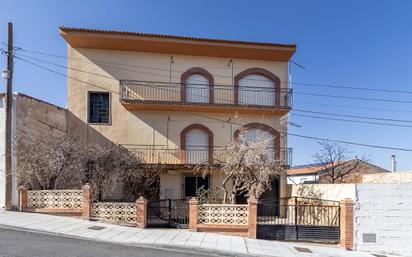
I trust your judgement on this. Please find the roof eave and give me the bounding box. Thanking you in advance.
[59,27,296,62]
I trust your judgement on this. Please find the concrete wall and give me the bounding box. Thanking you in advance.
[362,172,412,184]
[287,183,356,201]
[355,183,412,256]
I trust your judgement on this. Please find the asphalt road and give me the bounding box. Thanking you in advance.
[0,227,234,257]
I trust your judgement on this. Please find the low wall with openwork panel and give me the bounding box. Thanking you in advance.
[194,203,252,237]
[198,204,249,225]
[92,202,136,224]
[22,189,83,215]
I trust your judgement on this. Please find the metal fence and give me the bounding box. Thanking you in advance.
[124,145,292,166]
[120,80,292,109]
[257,197,340,243]
[147,199,189,228]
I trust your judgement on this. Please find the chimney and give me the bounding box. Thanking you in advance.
[391,155,397,173]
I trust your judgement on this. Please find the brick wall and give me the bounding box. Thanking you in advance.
[355,183,412,256]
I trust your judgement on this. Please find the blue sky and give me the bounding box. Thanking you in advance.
[1,0,412,171]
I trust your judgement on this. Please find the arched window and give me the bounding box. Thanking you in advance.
[181,67,214,104]
[234,123,280,160]
[234,68,280,107]
[181,124,213,164]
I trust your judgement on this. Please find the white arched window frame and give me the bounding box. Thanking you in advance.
[185,128,209,164]
[238,74,276,106]
[185,74,210,103]
[242,128,275,160]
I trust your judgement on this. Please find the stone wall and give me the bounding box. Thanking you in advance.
[355,183,412,256]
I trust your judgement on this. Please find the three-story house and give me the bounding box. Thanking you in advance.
[60,27,295,202]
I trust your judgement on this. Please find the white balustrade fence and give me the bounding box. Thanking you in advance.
[27,190,83,209]
[197,204,248,225]
[92,202,136,224]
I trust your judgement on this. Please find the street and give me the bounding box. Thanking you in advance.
[0,227,231,257]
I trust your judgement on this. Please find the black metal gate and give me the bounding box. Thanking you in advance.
[257,197,340,243]
[147,199,189,228]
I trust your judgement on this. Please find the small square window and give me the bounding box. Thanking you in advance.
[88,92,110,124]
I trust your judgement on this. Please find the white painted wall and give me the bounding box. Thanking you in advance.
[288,183,356,201]
[0,96,5,212]
[355,183,412,256]
[362,172,412,183]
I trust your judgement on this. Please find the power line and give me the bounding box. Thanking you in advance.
[14,52,412,107]
[183,112,412,152]
[295,91,412,104]
[293,109,412,123]
[291,113,412,128]
[295,101,412,114]
[12,54,412,129]
[11,45,412,94]
[12,55,120,94]
[8,50,412,152]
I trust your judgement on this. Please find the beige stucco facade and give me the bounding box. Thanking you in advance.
[63,30,293,201]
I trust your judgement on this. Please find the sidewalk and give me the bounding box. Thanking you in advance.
[0,211,398,257]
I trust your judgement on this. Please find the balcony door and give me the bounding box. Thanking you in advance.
[186,74,210,103]
[185,129,209,164]
[242,128,275,160]
[238,74,275,106]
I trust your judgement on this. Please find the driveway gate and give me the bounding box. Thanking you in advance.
[257,197,340,243]
[147,199,189,228]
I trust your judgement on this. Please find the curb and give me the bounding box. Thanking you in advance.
[0,224,264,257]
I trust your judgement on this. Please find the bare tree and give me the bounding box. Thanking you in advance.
[197,129,286,204]
[15,134,89,190]
[314,141,364,183]
[16,134,159,201]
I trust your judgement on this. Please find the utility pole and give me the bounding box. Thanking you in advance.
[5,22,13,210]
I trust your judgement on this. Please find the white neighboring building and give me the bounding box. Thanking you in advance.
[287,164,319,184]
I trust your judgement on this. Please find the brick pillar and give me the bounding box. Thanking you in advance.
[136,196,148,228]
[188,197,198,232]
[18,186,29,211]
[82,184,93,219]
[248,197,258,239]
[340,198,354,250]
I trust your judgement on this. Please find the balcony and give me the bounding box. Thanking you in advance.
[119,80,292,114]
[123,145,292,167]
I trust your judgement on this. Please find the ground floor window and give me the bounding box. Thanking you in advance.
[183,174,210,198]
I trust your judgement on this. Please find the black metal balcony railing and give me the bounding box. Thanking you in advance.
[123,145,292,166]
[120,80,293,109]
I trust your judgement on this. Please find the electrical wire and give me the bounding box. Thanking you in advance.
[295,101,412,114]
[291,113,412,128]
[9,45,412,94]
[295,92,412,104]
[12,54,412,130]
[7,50,412,152]
[293,109,412,123]
[13,51,412,107]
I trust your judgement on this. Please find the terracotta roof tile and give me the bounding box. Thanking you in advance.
[59,26,296,48]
